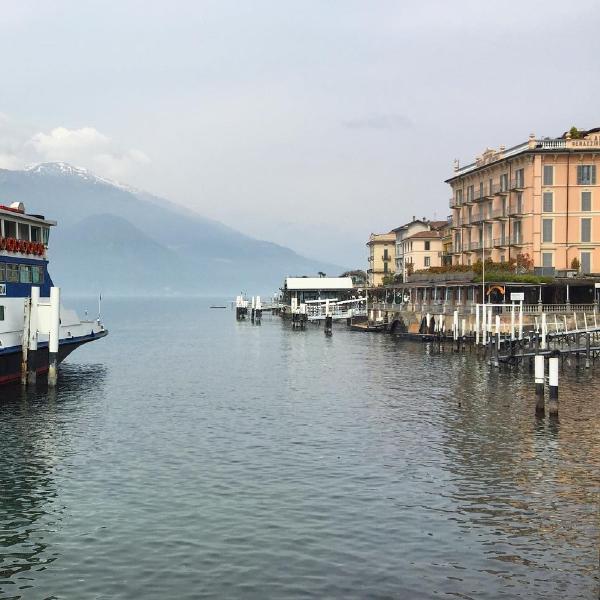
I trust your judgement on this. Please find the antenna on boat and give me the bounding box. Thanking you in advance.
[97,292,102,324]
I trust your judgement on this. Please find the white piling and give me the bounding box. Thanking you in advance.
[573,312,578,331]
[548,357,559,415]
[510,305,515,341]
[475,304,480,345]
[495,315,501,351]
[28,287,40,385]
[534,354,545,413]
[461,318,466,338]
[541,313,547,350]
[48,287,60,388]
[518,301,523,340]
[482,304,487,346]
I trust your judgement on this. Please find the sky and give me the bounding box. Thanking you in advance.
[0,0,599,266]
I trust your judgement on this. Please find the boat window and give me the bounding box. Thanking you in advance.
[32,265,44,284]
[0,263,4,282]
[0,306,4,321]
[3,220,16,238]
[19,264,32,283]
[6,264,18,282]
[31,226,41,242]
[42,227,50,245]
[18,223,30,241]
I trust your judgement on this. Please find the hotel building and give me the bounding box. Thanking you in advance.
[366,231,395,286]
[447,128,600,274]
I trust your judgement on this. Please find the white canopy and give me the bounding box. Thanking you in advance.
[285,277,354,291]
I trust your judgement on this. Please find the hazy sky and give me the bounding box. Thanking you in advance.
[0,0,599,266]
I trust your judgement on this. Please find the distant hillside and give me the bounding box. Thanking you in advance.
[0,163,345,294]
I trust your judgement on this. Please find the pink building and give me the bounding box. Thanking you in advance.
[447,128,600,274]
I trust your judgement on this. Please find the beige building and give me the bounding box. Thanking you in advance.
[447,127,600,274]
[403,229,443,275]
[394,218,449,279]
[367,231,395,286]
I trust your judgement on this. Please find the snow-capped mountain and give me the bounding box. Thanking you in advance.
[0,162,344,294]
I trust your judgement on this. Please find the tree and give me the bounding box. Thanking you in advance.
[340,269,367,285]
[570,257,581,271]
[569,126,582,139]
[516,253,534,273]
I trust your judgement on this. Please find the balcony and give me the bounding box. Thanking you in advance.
[449,196,462,208]
[493,237,508,247]
[492,208,509,219]
[470,213,487,224]
[536,139,566,150]
[382,254,391,262]
[510,178,525,190]
[510,234,524,245]
[508,204,523,216]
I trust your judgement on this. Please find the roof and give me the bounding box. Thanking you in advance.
[285,277,354,291]
[406,230,441,240]
[428,220,448,230]
[391,219,427,232]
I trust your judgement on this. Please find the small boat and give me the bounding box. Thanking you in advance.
[210,305,227,309]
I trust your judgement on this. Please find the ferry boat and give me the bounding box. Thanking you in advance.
[0,201,107,386]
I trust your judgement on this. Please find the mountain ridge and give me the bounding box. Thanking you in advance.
[0,162,345,294]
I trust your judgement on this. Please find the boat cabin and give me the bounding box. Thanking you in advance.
[0,202,55,298]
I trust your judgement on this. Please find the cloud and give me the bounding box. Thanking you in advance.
[27,126,150,179]
[0,117,149,181]
[342,114,413,131]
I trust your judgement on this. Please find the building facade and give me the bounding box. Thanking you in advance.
[402,229,443,274]
[367,232,396,286]
[394,218,449,280]
[447,128,600,274]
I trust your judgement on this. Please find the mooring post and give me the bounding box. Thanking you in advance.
[534,354,545,414]
[21,297,32,386]
[482,304,487,346]
[27,286,40,385]
[518,300,523,340]
[255,295,262,325]
[585,333,591,369]
[541,312,547,350]
[548,357,559,416]
[475,304,480,345]
[510,304,515,341]
[48,287,60,388]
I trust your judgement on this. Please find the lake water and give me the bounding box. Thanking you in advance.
[0,298,598,599]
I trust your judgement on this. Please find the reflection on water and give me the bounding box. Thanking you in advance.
[0,299,597,599]
[0,365,107,598]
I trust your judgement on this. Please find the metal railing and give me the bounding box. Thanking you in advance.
[370,301,598,316]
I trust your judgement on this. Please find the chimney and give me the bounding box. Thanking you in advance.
[412,215,415,221]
